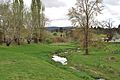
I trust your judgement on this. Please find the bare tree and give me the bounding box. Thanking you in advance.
[101,19,114,42]
[68,0,103,55]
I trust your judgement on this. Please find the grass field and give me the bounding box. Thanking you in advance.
[65,43,120,80]
[0,43,82,80]
[0,43,120,80]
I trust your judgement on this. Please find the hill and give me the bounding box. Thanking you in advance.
[46,26,73,32]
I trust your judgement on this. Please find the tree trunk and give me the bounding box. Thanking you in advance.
[17,38,20,45]
[84,15,89,55]
[0,32,3,45]
[33,37,38,43]
[85,28,89,55]
[27,38,31,44]
[6,38,12,46]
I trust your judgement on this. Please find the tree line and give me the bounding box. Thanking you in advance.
[0,0,46,46]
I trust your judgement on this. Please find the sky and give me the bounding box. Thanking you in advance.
[2,0,120,27]
[24,0,76,27]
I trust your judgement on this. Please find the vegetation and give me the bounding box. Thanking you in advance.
[58,43,120,80]
[0,43,82,80]
[0,43,120,80]
[0,0,46,46]
[31,0,45,43]
[0,0,120,80]
[68,0,103,55]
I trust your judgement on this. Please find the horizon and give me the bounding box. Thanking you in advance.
[1,0,120,27]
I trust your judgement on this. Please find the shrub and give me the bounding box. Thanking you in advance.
[45,38,53,44]
[53,32,57,36]
[53,37,67,43]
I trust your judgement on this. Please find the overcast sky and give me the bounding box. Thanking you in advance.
[22,0,120,27]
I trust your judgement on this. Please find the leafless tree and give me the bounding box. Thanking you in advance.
[101,19,114,41]
[68,0,103,54]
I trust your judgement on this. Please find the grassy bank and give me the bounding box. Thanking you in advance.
[65,43,120,80]
[0,43,82,80]
[0,43,120,80]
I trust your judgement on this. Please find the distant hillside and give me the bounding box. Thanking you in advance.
[46,26,73,32]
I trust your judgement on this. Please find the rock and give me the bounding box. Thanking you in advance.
[52,55,67,65]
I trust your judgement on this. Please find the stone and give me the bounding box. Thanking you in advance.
[52,55,67,65]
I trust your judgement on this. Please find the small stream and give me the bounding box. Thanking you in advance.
[51,48,105,80]
[51,47,81,65]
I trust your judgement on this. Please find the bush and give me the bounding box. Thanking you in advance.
[91,40,106,49]
[45,38,53,44]
[112,50,120,54]
[53,37,67,43]
[53,32,57,36]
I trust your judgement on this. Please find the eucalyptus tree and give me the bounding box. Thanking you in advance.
[0,2,13,46]
[31,0,45,43]
[31,0,39,43]
[0,15,3,44]
[23,9,33,44]
[12,0,24,45]
[68,0,103,55]
[0,0,46,45]
[18,0,24,44]
[39,4,45,42]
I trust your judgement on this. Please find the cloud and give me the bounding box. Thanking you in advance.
[106,5,120,16]
[50,19,72,27]
[96,0,120,26]
[0,0,10,3]
[50,18,68,21]
[7,0,120,27]
[104,0,120,6]
[97,7,120,26]
[42,0,66,8]
[45,7,68,19]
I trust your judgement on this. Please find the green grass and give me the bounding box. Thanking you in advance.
[0,43,120,80]
[0,43,82,80]
[66,43,120,80]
